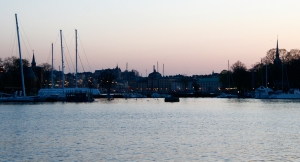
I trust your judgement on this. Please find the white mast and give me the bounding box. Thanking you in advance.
[75,29,78,88]
[51,43,54,88]
[266,59,268,87]
[163,63,164,77]
[228,60,230,88]
[15,14,26,96]
[282,58,284,90]
[60,30,65,89]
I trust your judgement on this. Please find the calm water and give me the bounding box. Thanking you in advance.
[0,98,300,161]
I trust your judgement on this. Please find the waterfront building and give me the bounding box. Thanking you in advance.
[147,67,162,91]
[137,77,148,92]
[158,77,170,92]
[121,70,139,91]
[197,73,222,92]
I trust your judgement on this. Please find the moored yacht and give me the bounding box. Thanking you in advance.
[269,89,300,99]
[254,86,273,99]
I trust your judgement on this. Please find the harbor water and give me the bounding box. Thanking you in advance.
[0,98,300,161]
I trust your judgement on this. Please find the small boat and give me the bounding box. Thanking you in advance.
[151,93,161,98]
[123,93,146,98]
[164,96,180,102]
[216,93,238,98]
[0,96,34,102]
[65,89,94,102]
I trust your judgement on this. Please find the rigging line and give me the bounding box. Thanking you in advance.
[63,47,71,74]
[62,35,74,73]
[78,53,86,73]
[78,34,92,72]
[20,32,31,59]
[32,67,43,89]
[54,33,60,44]
[10,32,17,57]
[19,22,33,58]
[45,45,52,65]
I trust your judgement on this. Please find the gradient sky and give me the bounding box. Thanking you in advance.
[1,0,300,76]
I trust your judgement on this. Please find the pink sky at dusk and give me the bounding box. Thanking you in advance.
[1,0,300,76]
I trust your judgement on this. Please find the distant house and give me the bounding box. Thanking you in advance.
[137,77,148,92]
[197,73,222,92]
[147,67,162,91]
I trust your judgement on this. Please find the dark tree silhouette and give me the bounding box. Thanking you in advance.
[98,69,115,97]
[1,56,30,93]
[231,60,250,92]
[192,78,200,93]
[38,63,54,88]
[180,76,189,93]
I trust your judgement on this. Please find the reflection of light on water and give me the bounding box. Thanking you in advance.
[0,98,300,161]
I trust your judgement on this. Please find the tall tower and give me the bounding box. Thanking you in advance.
[273,38,282,65]
[31,51,36,67]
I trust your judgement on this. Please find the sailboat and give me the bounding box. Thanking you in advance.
[255,39,300,99]
[254,58,273,99]
[0,14,34,102]
[269,57,300,99]
[37,29,99,101]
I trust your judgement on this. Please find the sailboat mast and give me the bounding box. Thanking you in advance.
[282,59,284,91]
[60,30,65,89]
[15,14,26,96]
[51,43,54,88]
[75,29,78,88]
[266,60,268,88]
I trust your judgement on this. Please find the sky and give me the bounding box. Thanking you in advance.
[1,0,300,76]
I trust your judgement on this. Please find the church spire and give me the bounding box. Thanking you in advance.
[276,38,279,58]
[274,37,281,65]
[31,50,36,67]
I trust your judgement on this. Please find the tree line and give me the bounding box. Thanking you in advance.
[219,48,300,93]
[2,48,300,95]
[0,56,51,94]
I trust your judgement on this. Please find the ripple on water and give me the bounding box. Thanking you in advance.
[0,98,300,161]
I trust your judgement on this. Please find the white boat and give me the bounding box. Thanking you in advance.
[38,30,100,101]
[150,93,171,98]
[151,93,161,98]
[0,96,34,102]
[0,14,36,102]
[123,93,146,98]
[269,89,300,99]
[216,93,238,98]
[38,88,100,101]
[0,91,35,102]
[254,86,273,99]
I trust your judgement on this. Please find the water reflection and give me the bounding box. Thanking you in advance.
[0,98,299,161]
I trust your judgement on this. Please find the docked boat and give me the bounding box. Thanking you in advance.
[151,93,171,98]
[37,29,100,102]
[269,89,300,99]
[38,88,100,101]
[65,89,94,102]
[0,97,34,102]
[216,93,238,98]
[123,93,146,98]
[164,96,180,102]
[0,14,36,102]
[254,86,273,99]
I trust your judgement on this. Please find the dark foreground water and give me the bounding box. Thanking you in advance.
[0,98,300,161]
